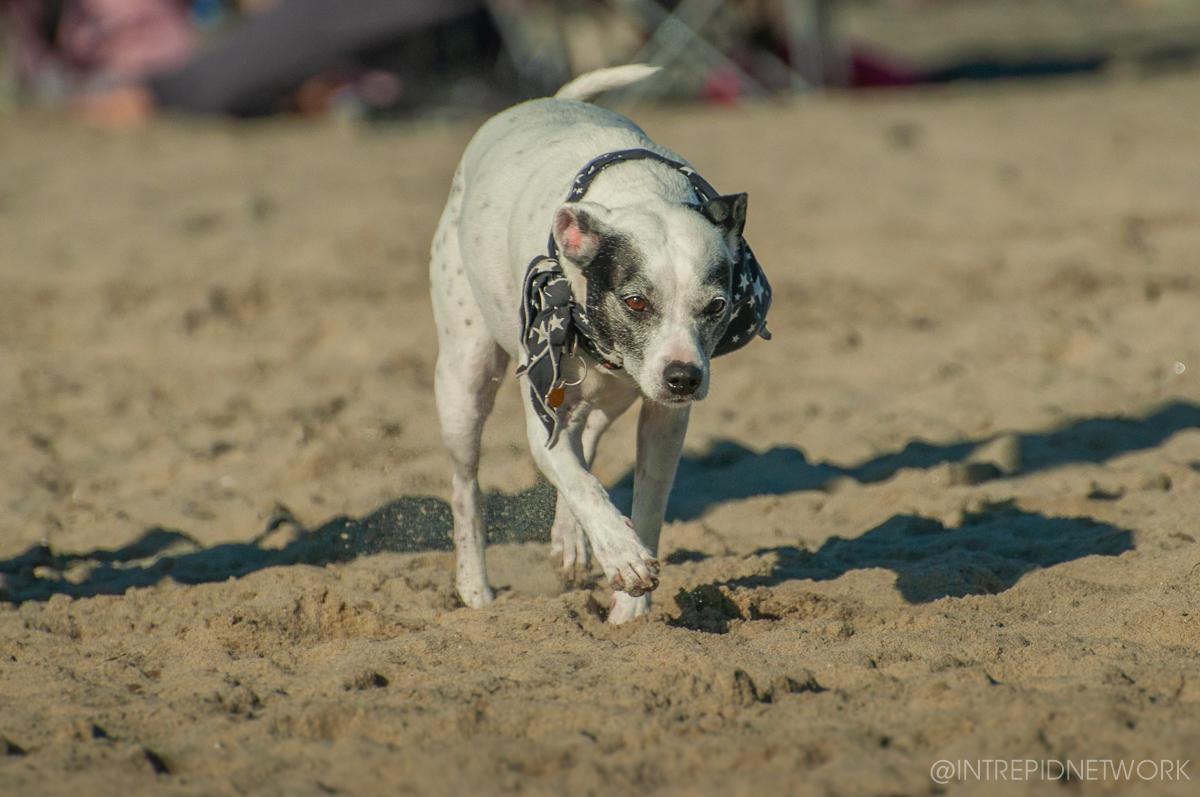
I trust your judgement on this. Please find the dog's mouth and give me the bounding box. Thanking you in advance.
[657,392,702,407]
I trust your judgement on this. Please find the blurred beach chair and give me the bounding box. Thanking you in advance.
[779,0,846,88]
[611,0,773,100]
[484,0,842,106]
[612,0,847,96]
[485,0,573,97]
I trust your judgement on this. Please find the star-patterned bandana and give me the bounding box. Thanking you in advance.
[517,148,772,446]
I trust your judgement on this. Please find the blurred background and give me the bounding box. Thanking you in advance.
[4,0,1200,124]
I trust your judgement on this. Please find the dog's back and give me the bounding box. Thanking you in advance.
[459,65,664,214]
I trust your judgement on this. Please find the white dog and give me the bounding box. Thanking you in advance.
[430,65,771,624]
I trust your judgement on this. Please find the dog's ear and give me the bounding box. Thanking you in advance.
[553,203,608,267]
[699,193,747,252]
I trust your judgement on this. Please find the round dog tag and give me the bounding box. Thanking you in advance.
[547,387,566,408]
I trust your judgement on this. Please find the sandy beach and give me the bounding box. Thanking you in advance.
[2,70,1200,795]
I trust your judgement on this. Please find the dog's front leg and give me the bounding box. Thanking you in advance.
[550,391,636,585]
[522,396,660,600]
[609,401,690,624]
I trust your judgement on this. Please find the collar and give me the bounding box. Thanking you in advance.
[516,148,772,446]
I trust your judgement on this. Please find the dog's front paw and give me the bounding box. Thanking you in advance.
[596,533,660,597]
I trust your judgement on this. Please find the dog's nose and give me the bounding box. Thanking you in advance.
[664,361,703,397]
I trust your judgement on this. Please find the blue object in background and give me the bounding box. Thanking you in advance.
[189,0,228,32]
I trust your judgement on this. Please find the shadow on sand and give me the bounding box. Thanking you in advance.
[667,500,1133,632]
[0,489,555,605]
[610,400,1200,521]
[5,401,1189,606]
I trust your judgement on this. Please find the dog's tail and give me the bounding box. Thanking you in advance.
[554,64,661,103]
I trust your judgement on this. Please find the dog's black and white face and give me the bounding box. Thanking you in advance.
[552,193,747,405]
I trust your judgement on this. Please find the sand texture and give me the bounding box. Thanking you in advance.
[2,74,1200,795]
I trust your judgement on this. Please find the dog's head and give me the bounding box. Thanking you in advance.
[552,194,747,405]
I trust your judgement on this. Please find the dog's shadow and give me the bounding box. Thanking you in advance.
[748,502,1133,602]
[610,400,1200,521]
[5,402,1193,607]
[0,490,556,605]
[668,500,1132,633]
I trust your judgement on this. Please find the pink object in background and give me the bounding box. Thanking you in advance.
[7,0,195,88]
[703,69,742,105]
[849,47,922,88]
[59,0,196,83]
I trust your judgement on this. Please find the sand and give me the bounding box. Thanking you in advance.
[2,71,1200,795]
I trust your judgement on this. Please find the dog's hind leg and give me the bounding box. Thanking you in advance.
[550,389,637,585]
[431,177,509,608]
[436,336,507,609]
[609,401,690,624]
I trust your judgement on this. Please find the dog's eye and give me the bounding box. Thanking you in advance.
[624,296,647,311]
[705,298,727,315]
